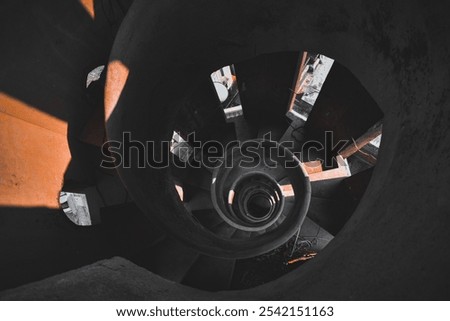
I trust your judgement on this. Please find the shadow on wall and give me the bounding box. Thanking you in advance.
[0,202,165,292]
[0,0,135,291]
[0,0,133,208]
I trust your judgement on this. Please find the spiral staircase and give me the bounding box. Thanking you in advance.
[0,0,449,300]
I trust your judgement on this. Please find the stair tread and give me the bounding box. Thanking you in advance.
[185,190,214,211]
[192,209,224,229]
[212,222,237,238]
[310,178,344,199]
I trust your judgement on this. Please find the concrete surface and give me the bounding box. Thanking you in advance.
[104,0,450,299]
[0,0,449,300]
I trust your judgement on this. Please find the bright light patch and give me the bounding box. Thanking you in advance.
[228,190,235,204]
[105,60,129,122]
[280,184,295,197]
[79,0,95,19]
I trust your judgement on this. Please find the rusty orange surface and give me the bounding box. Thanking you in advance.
[105,60,129,122]
[79,0,95,19]
[0,93,71,208]
[302,160,323,174]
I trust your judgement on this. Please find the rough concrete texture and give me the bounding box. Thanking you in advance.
[1,0,450,300]
[0,257,211,300]
[103,0,450,299]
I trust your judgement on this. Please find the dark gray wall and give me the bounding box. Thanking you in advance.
[104,0,450,299]
[1,0,449,299]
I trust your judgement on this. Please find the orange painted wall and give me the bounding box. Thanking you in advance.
[0,93,71,208]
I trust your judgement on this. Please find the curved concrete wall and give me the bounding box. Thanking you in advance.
[0,0,448,300]
[105,0,450,299]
